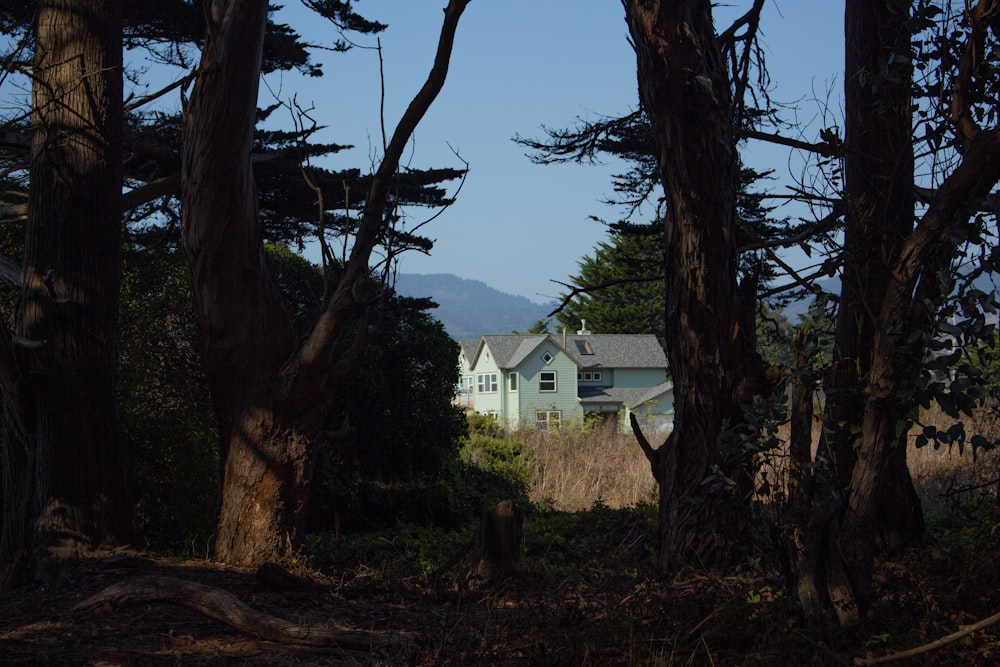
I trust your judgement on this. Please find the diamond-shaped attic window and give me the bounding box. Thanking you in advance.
[541,352,554,365]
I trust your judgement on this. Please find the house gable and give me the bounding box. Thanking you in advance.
[456,332,671,432]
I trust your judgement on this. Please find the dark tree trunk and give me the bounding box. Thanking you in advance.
[824,0,916,489]
[1,0,130,588]
[832,0,1000,620]
[180,0,471,566]
[468,500,523,588]
[800,0,921,622]
[787,325,857,626]
[179,0,307,566]
[623,0,768,575]
[842,124,1000,612]
[824,0,917,617]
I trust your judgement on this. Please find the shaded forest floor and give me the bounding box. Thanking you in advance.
[2,503,1000,666]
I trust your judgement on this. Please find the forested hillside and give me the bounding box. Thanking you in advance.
[395,273,554,338]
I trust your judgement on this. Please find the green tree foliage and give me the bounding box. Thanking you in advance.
[756,306,794,368]
[116,242,469,544]
[1,1,462,257]
[557,222,793,367]
[556,227,664,339]
[247,247,469,532]
[308,291,469,531]
[1,0,472,567]
[118,249,218,552]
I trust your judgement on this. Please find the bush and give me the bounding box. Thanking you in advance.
[459,432,536,495]
[118,249,219,553]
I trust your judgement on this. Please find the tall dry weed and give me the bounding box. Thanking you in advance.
[519,422,658,511]
[765,403,1000,513]
[908,404,1000,514]
[516,403,999,515]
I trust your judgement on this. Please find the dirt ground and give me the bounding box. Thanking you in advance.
[3,537,998,666]
[0,548,654,666]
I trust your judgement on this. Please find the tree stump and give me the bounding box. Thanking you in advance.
[467,500,523,588]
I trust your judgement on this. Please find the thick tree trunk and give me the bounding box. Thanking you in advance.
[804,0,923,621]
[180,0,471,566]
[824,0,916,487]
[180,0,306,566]
[0,0,130,588]
[624,0,767,574]
[837,1,1000,618]
[845,0,926,553]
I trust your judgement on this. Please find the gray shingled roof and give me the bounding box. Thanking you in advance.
[488,334,549,368]
[559,334,667,369]
[464,333,667,371]
[577,381,673,408]
[458,338,479,363]
[628,381,674,409]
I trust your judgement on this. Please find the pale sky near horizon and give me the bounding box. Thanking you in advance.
[270,1,846,304]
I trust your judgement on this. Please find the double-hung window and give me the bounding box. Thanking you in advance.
[477,372,498,393]
[539,370,556,392]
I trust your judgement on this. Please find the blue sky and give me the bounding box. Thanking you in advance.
[269,1,846,303]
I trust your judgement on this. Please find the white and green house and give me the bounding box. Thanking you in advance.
[456,327,673,433]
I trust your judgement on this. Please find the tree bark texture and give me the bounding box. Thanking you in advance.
[844,125,1000,613]
[838,0,1000,617]
[180,0,307,567]
[787,325,856,626]
[623,0,767,575]
[0,0,130,588]
[468,499,523,588]
[818,0,920,617]
[824,0,916,489]
[180,0,471,566]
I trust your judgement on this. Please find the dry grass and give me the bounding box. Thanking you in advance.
[517,404,1000,515]
[518,422,658,511]
[760,403,1000,512]
[908,403,1000,514]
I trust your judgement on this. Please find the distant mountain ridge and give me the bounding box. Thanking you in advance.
[397,272,1000,342]
[394,273,555,340]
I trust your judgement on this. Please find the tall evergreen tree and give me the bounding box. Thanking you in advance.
[622,0,775,574]
[556,227,665,339]
[0,0,130,588]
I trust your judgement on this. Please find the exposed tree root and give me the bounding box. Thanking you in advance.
[71,574,398,653]
[854,608,1000,665]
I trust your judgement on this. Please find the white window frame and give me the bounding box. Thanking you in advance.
[508,371,518,391]
[539,370,557,392]
[592,371,602,382]
[536,410,561,431]
[477,372,498,393]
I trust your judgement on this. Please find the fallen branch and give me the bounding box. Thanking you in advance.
[854,608,1000,665]
[72,575,395,652]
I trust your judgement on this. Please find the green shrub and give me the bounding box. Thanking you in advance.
[459,432,536,495]
[466,411,506,438]
[118,249,219,553]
